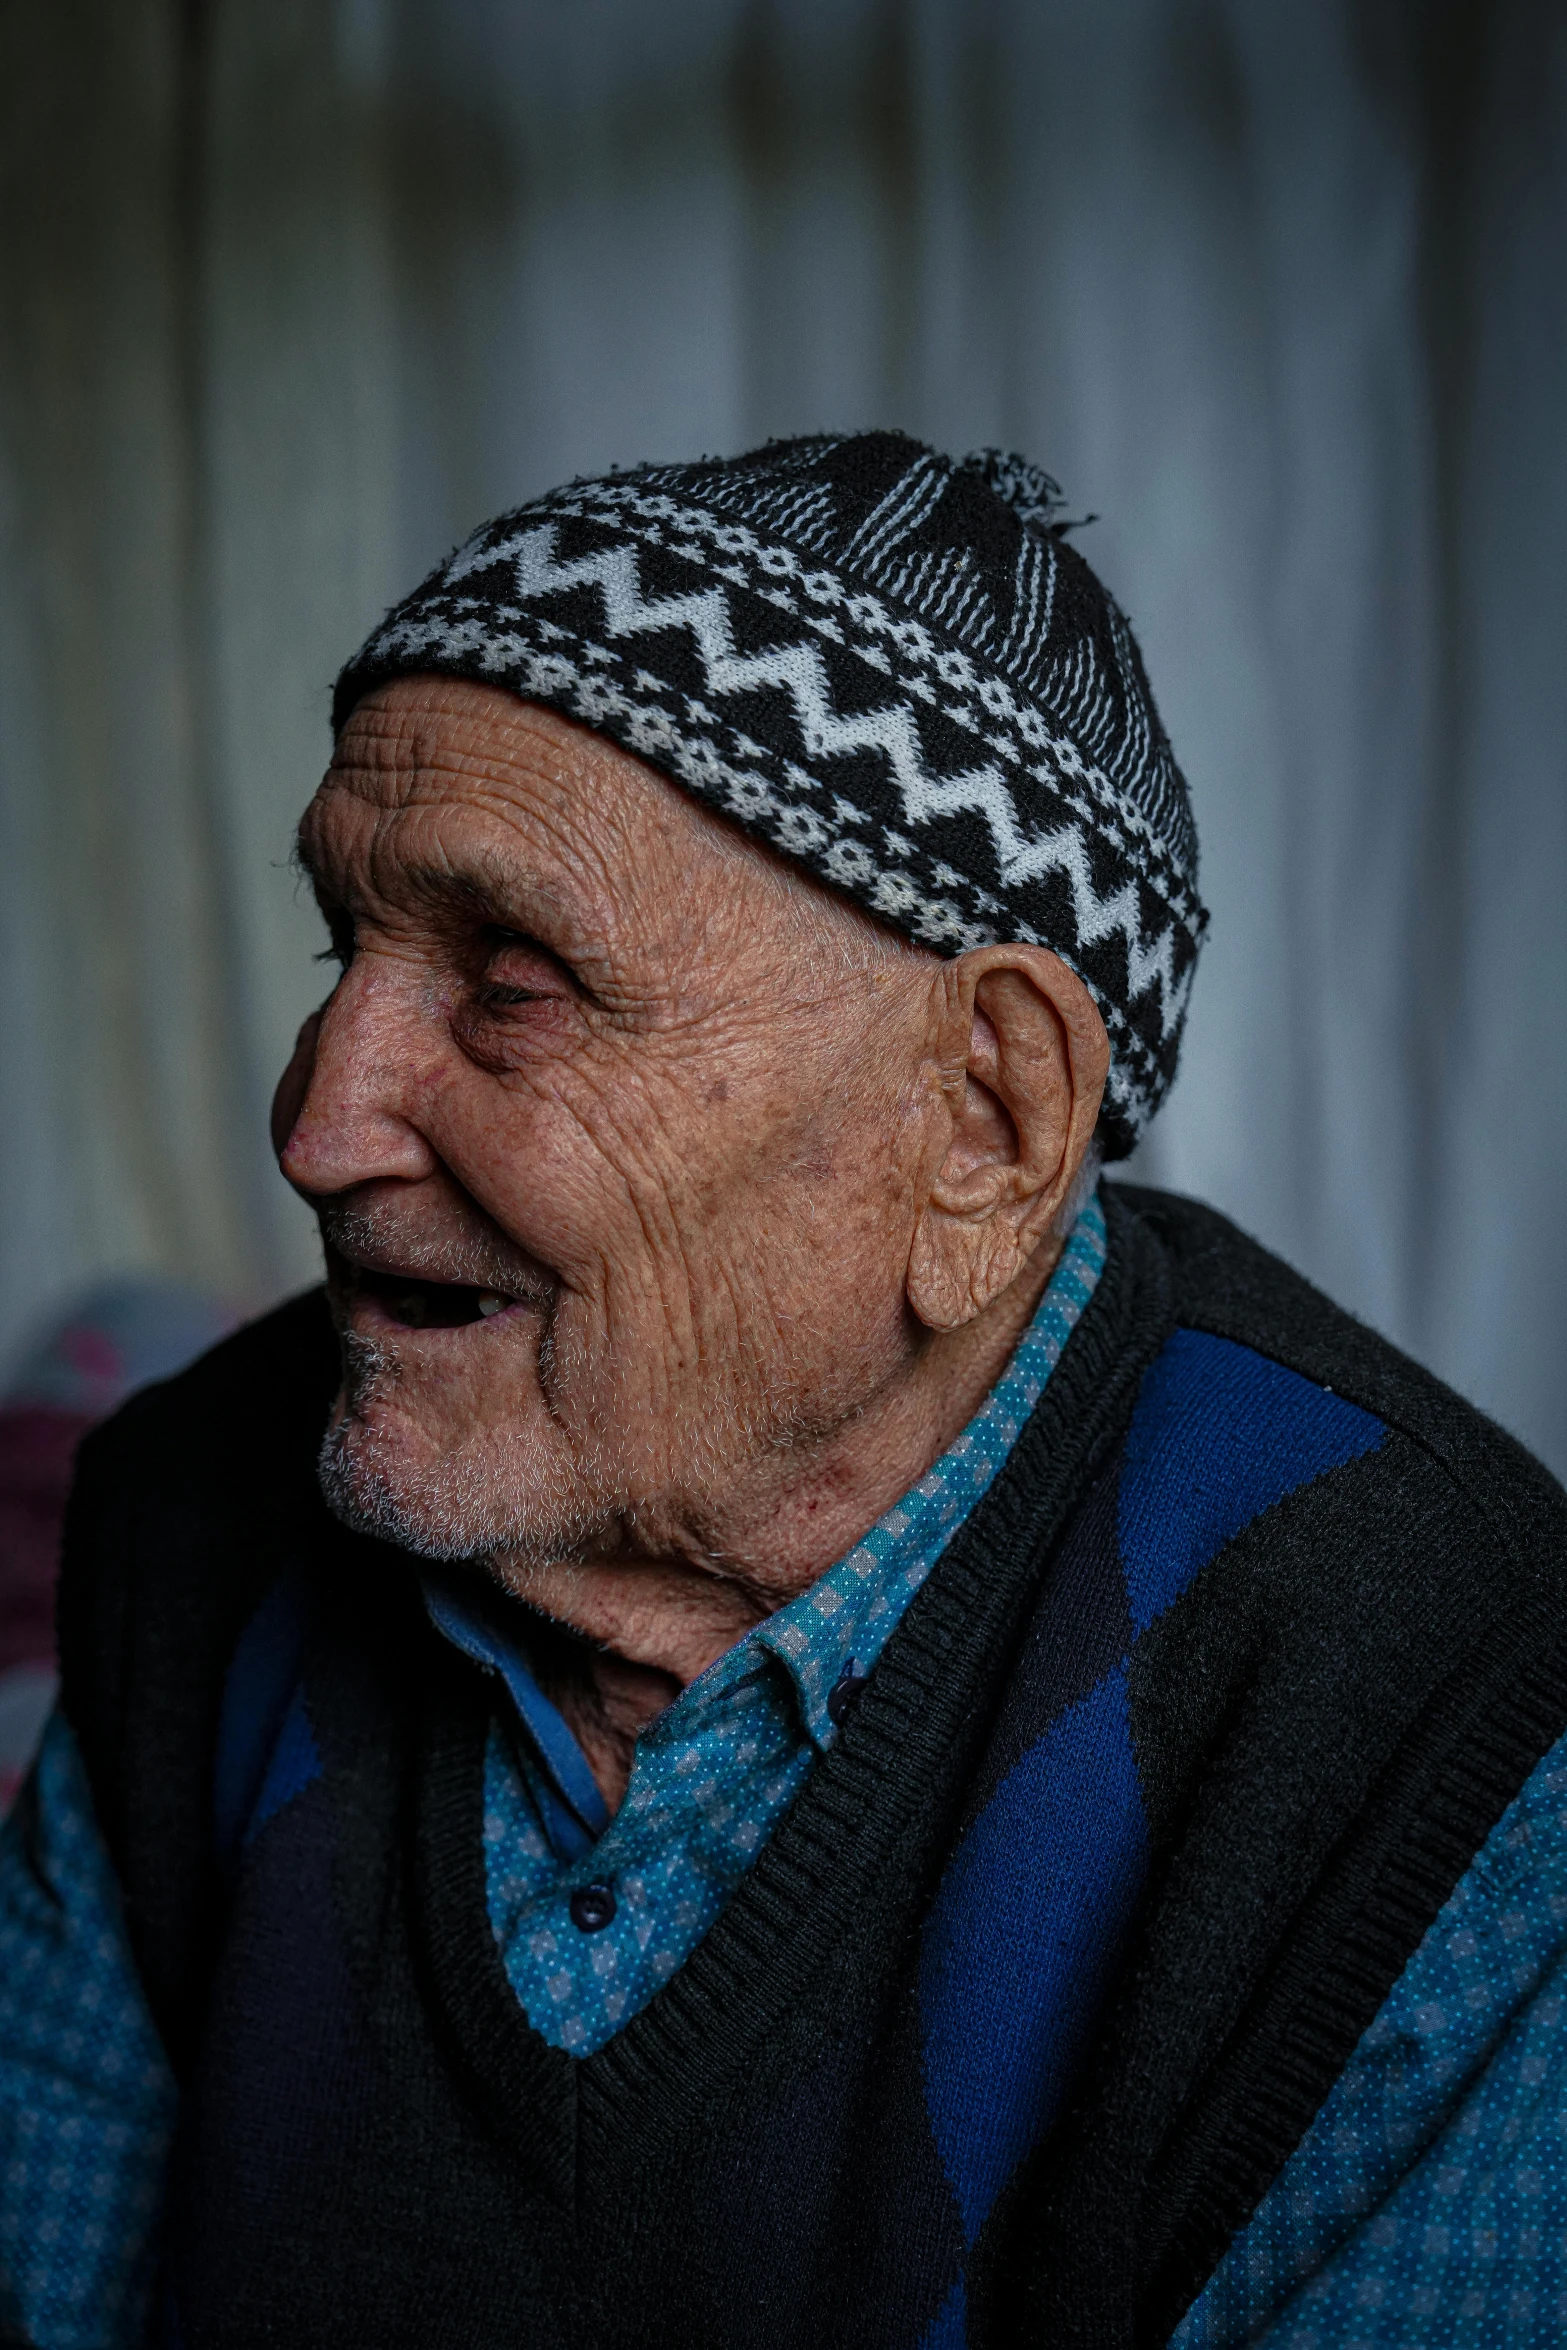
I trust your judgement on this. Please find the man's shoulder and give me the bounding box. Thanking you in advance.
[56,1288,351,2057]
[72,1284,340,1514]
[1108,1180,1567,1552]
[60,1287,343,1805]
[1024,1188,1567,2338]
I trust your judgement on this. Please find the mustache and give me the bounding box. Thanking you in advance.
[316,1198,555,1307]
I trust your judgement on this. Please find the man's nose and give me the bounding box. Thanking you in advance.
[274,961,441,1198]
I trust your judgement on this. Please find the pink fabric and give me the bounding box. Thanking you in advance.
[0,1406,95,1676]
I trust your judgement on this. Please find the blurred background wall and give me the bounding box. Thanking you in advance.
[2,0,1564,1475]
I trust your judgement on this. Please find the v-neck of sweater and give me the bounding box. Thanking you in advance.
[407,1192,1172,2202]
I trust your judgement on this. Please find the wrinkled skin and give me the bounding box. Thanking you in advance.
[275,677,1108,1804]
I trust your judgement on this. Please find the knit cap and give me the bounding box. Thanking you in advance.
[333,430,1205,1156]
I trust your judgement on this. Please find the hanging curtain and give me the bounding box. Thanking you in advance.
[2,0,1563,1477]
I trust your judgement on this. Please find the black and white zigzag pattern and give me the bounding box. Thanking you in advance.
[335,432,1207,1155]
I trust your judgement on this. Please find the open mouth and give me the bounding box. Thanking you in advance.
[351,1267,528,1330]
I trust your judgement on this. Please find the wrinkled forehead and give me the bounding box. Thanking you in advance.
[306,679,672,891]
[300,677,916,972]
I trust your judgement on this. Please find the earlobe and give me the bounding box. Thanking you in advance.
[906,1219,1010,1333]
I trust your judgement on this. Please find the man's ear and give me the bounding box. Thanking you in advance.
[906,946,1109,1333]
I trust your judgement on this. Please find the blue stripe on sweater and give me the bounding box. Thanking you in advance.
[213,1573,319,1866]
[915,1325,1388,2342]
[919,1664,1148,2244]
[1119,1329,1385,1635]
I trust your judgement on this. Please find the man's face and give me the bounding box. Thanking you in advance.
[278,677,941,1592]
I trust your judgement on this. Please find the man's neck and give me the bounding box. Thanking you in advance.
[494,1238,1062,1812]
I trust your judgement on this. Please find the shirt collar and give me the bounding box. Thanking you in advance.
[422,1574,608,1855]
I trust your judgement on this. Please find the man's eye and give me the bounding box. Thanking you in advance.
[477,980,551,1009]
[476,971,565,1011]
[476,930,573,1009]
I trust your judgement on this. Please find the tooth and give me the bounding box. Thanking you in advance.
[477,1293,507,1317]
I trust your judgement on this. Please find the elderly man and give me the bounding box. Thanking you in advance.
[3,432,1566,2350]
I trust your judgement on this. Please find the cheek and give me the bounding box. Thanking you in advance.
[439,1073,618,1256]
[435,1061,692,1346]
[700,1069,921,1325]
[767,1159,914,1351]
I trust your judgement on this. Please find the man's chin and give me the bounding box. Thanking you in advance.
[317,1419,471,1561]
[315,1403,604,1569]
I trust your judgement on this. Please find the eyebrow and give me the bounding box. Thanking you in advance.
[294,829,555,934]
[399,860,534,929]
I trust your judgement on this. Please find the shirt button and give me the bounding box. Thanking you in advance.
[569,1882,617,1933]
[828,1659,868,1726]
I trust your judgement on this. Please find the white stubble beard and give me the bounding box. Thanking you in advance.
[316,1317,616,1569]
[317,1295,870,1583]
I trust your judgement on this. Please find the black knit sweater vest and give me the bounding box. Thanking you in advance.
[58,1188,1567,2350]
